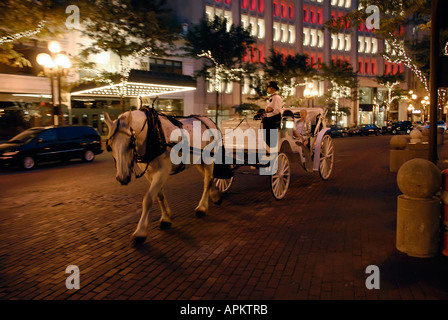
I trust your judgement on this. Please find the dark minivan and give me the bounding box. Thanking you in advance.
[0,126,103,170]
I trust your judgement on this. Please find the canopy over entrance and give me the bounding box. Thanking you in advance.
[71,70,197,98]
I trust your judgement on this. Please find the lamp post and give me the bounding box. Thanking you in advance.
[421,95,430,122]
[36,41,71,126]
[304,82,318,108]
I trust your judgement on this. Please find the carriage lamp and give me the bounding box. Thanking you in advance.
[285,120,295,129]
[36,40,72,126]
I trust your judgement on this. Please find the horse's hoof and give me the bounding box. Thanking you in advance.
[195,210,206,218]
[131,235,146,246]
[160,221,172,229]
[213,197,223,205]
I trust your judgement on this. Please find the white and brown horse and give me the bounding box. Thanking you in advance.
[104,109,222,243]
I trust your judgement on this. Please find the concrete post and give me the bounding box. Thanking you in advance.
[390,136,408,173]
[396,159,442,258]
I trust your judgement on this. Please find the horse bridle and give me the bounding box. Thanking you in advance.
[106,118,148,178]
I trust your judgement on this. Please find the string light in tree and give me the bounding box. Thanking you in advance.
[383,33,429,93]
[198,50,245,92]
[0,20,46,45]
[81,47,153,97]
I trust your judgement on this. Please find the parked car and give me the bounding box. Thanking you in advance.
[360,124,381,136]
[348,124,381,136]
[424,120,447,132]
[381,121,413,135]
[328,125,345,138]
[0,125,103,170]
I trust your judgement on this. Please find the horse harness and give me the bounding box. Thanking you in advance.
[106,107,217,179]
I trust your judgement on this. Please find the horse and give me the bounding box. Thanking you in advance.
[103,109,223,243]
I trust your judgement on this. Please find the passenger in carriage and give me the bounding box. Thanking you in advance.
[293,109,311,142]
[293,109,313,171]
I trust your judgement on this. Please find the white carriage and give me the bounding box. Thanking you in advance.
[214,107,334,200]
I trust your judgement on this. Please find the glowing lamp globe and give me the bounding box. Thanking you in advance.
[36,53,53,68]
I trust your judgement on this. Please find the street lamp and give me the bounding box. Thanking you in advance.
[304,82,318,107]
[421,96,430,122]
[36,41,71,126]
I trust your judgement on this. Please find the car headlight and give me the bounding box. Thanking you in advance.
[2,151,19,156]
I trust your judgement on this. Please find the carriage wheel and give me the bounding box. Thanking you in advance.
[214,176,234,193]
[318,134,334,181]
[270,152,290,200]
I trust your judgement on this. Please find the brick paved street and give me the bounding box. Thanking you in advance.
[1,134,448,303]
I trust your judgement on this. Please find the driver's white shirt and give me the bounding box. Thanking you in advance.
[265,94,282,117]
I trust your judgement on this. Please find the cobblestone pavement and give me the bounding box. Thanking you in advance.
[0,135,447,302]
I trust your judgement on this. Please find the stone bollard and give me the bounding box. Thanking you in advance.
[409,129,422,143]
[390,136,408,173]
[396,159,442,258]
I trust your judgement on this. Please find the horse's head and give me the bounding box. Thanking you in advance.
[104,111,135,185]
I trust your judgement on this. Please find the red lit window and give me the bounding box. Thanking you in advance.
[331,14,336,27]
[281,4,286,18]
[273,1,279,16]
[359,22,364,32]
[259,45,265,63]
[289,5,294,19]
[359,61,363,73]
[318,9,323,25]
[258,0,264,13]
[399,63,404,73]
[242,0,248,9]
[384,63,389,75]
[372,61,376,74]
[243,51,249,62]
[216,0,222,2]
[304,8,309,22]
[310,10,315,24]
[250,48,257,63]
[224,0,231,4]
[365,62,369,74]
[250,0,256,11]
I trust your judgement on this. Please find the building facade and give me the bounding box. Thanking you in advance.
[167,0,411,127]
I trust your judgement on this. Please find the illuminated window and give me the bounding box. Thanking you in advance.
[250,0,256,11]
[258,0,264,13]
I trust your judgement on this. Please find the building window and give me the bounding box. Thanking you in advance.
[149,58,182,75]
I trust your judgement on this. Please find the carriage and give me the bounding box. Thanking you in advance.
[214,107,335,200]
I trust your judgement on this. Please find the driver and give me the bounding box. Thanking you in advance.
[262,81,282,149]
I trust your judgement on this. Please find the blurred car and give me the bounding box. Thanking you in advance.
[328,125,345,138]
[0,125,103,170]
[424,120,446,132]
[360,124,381,136]
[348,124,381,136]
[381,121,413,135]
[347,126,362,136]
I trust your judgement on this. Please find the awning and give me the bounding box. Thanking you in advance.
[71,70,196,98]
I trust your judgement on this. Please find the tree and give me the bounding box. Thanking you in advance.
[0,0,77,67]
[247,49,315,104]
[78,0,180,112]
[183,15,256,123]
[375,73,407,121]
[324,0,433,92]
[318,60,359,124]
